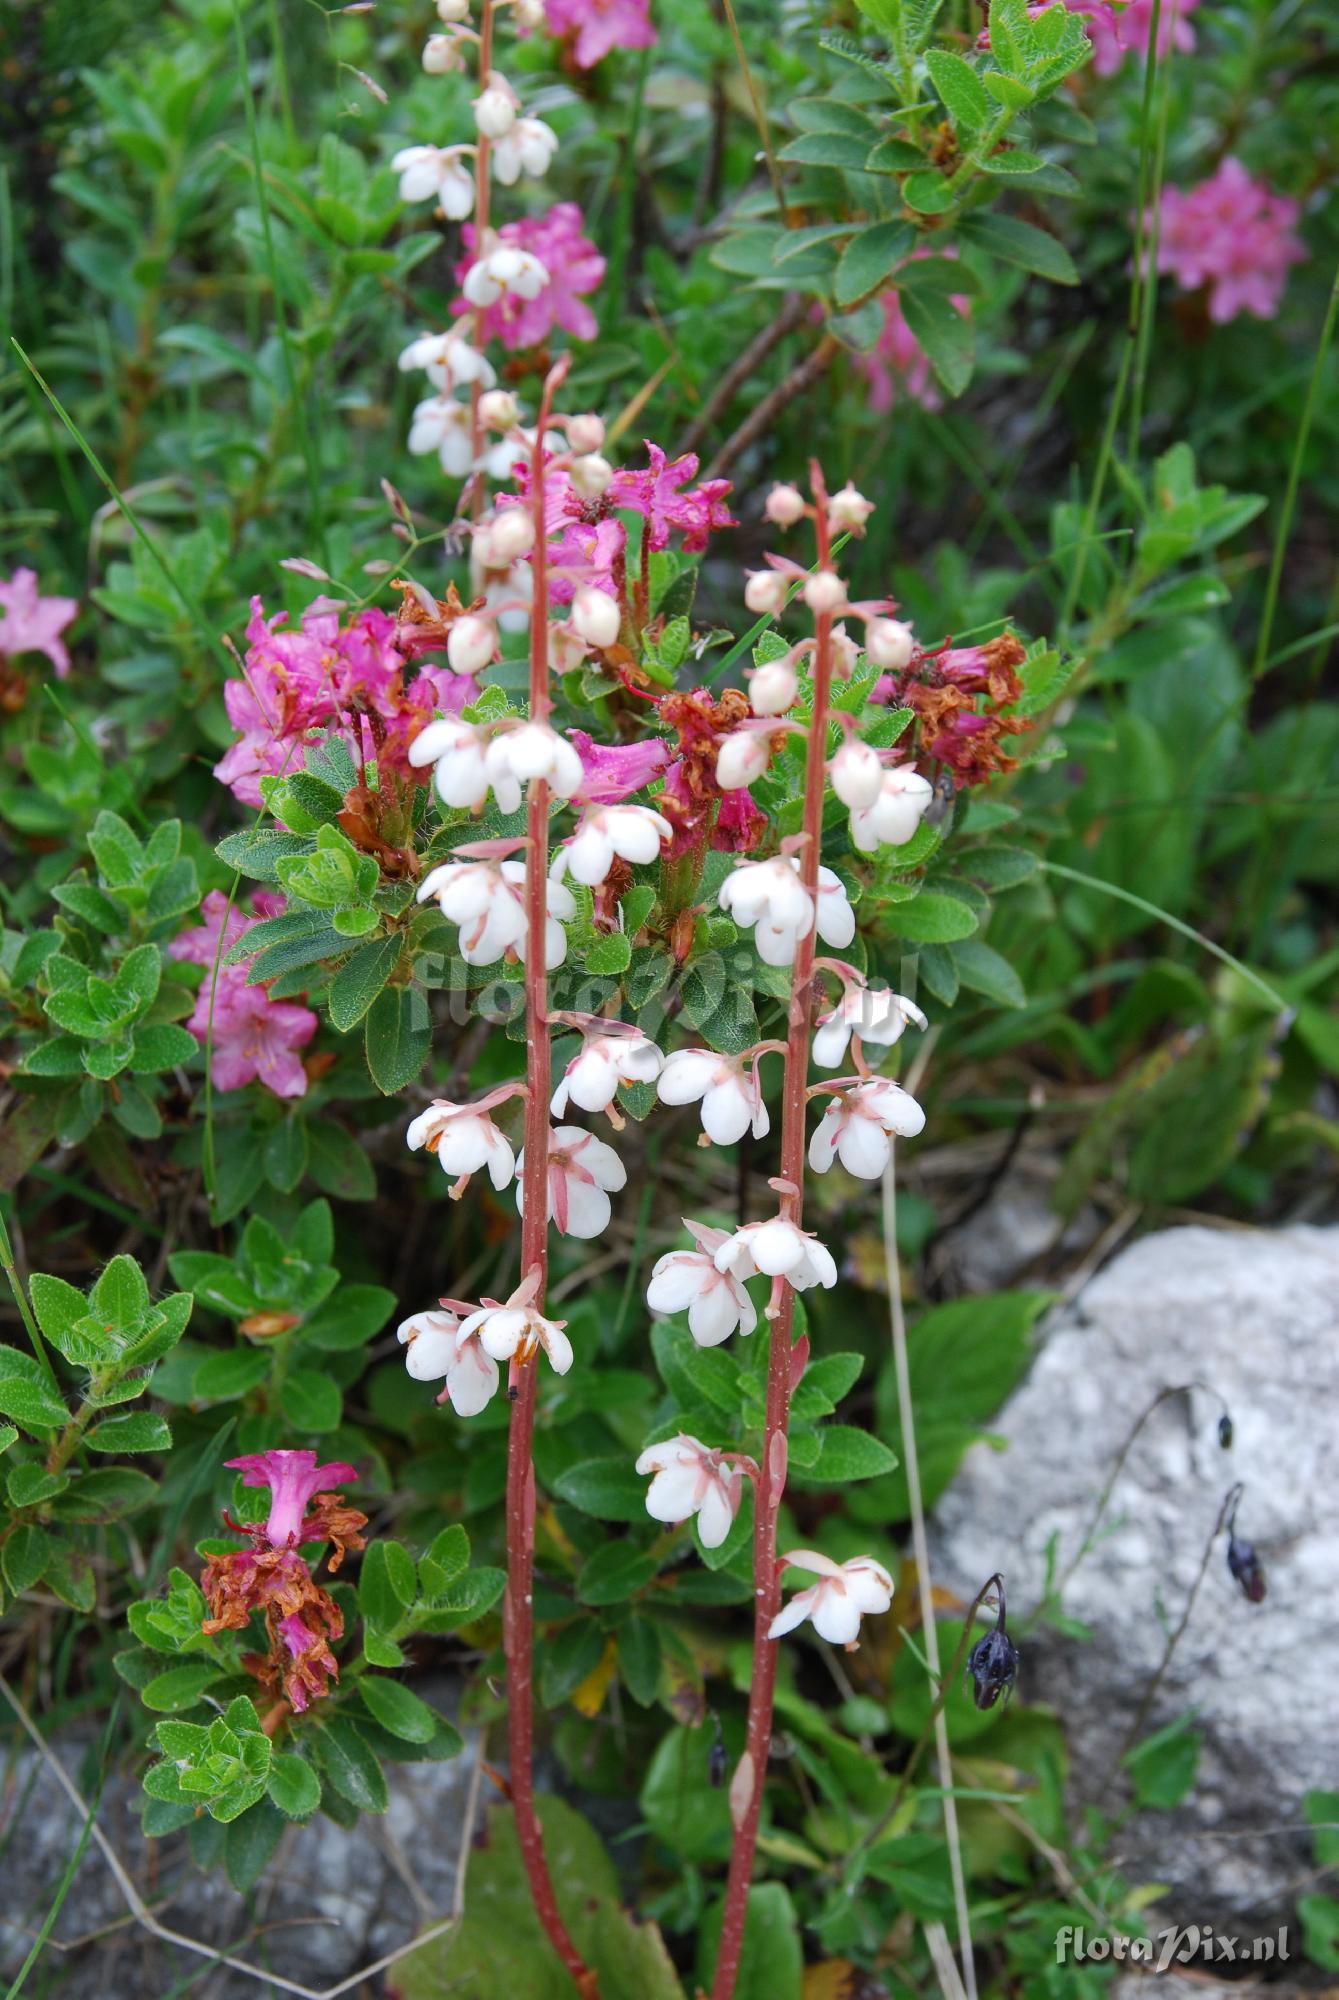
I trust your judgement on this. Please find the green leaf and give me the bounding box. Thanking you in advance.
[93,1254,150,1328]
[899,287,974,397]
[28,1274,92,1363]
[882,890,979,942]
[796,1425,899,1485]
[418,1522,471,1601]
[951,937,1027,1008]
[640,1723,733,1862]
[88,810,142,889]
[224,1798,286,1891]
[130,1023,199,1072]
[359,1540,408,1634]
[358,1676,453,1745]
[554,1457,652,1523]
[901,170,956,215]
[314,1716,390,1813]
[618,1616,663,1708]
[141,1662,228,1712]
[280,1368,341,1433]
[1123,1714,1201,1809]
[577,1541,660,1607]
[865,136,924,174]
[540,1617,606,1708]
[268,1751,322,1820]
[2,1523,53,1594]
[585,932,632,976]
[960,211,1078,284]
[0,1349,70,1434]
[777,131,874,170]
[924,48,990,130]
[833,220,915,309]
[300,1283,396,1352]
[193,1347,272,1401]
[215,828,314,881]
[328,934,401,1031]
[87,1411,172,1453]
[364,985,430,1094]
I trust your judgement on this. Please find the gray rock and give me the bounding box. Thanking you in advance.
[929,1223,1339,1932]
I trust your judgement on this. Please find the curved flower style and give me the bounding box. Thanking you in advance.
[646,1220,758,1346]
[656,1049,770,1145]
[397,1307,501,1414]
[416,857,575,968]
[0,568,78,678]
[225,1449,358,1549]
[454,205,605,349]
[809,1079,927,1178]
[555,802,673,886]
[551,1025,664,1117]
[713,1214,837,1291]
[848,766,934,853]
[636,1435,745,1549]
[543,0,657,70]
[767,1551,895,1646]
[719,855,855,966]
[812,987,927,1071]
[515,1124,626,1237]
[169,892,319,1099]
[1151,158,1306,324]
[405,1097,517,1192]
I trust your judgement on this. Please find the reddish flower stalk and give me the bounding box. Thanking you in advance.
[711,463,837,2000]
[503,356,600,1997]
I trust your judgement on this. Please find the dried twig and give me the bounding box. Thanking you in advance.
[676,294,810,458]
[704,335,840,481]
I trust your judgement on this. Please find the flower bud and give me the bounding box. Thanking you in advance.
[569,452,613,499]
[446,613,497,675]
[570,586,621,649]
[765,483,806,528]
[828,482,875,534]
[513,0,545,23]
[480,508,534,565]
[477,388,520,431]
[804,569,847,616]
[829,739,883,810]
[567,412,605,454]
[865,617,915,670]
[716,731,769,791]
[744,570,787,617]
[749,658,798,715]
[436,0,470,18]
[423,32,462,71]
[474,85,517,140]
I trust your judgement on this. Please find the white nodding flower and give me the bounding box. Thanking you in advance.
[516,1125,626,1239]
[391,145,475,217]
[812,987,927,1070]
[744,569,788,617]
[408,716,489,810]
[463,245,550,306]
[493,117,559,186]
[405,1098,517,1191]
[864,617,915,671]
[473,78,518,140]
[556,803,672,887]
[828,483,875,534]
[716,729,771,793]
[416,859,574,969]
[567,413,605,454]
[636,1436,744,1549]
[477,388,521,432]
[748,657,798,715]
[408,395,474,478]
[768,1551,895,1646]
[398,1308,501,1414]
[830,622,861,677]
[570,585,621,649]
[446,613,497,677]
[436,0,470,20]
[828,738,884,810]
[646,1220,758,1346]
[400,332,496,393]
[474,507,534,569]
[569,452,613,500]
[713,1214,838,1291]
[804,569,847,616]
[422,31,465,72]
[809,1078,926,1179]
[765,483,807,528]
[483,721,584,814]
[657,1049,769,1146]
[849,766,935,853]
[513,0,545,21]
[551,1027,664,1117]
[459,1298,574,1377]
[719,855,854,967]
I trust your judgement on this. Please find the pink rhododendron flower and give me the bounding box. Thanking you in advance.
[1150,158,1307,323]
[569,729,672,806]
[226,1449,359,1548]
[543,0,656,70]
[607,443,736,553]
[0,568,78,678]
[214,597,475,806]
[453,204,605,349]
[170,892,319,1099]
[1086,0,1196,77]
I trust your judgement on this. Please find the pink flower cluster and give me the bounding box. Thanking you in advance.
[0,569,78,679]
[170,891,319,1099]
[215,596,476,808]
[453,205,605,351]
[543,0,655,69]
[500,441,735,603]
[1086,0,1198,77]
[1151,158,1307,323]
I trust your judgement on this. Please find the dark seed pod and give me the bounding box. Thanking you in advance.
[966,1625,1020,1710]
[1227,1532,1266,1603]
[1217,1413,1234,1450]
[708,1713,727,1787]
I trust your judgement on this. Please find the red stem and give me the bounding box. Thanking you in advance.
[711,466,835,2000]
[503,363,598,1996]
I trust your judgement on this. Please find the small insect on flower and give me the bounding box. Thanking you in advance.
[965,1573,1019,1710]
